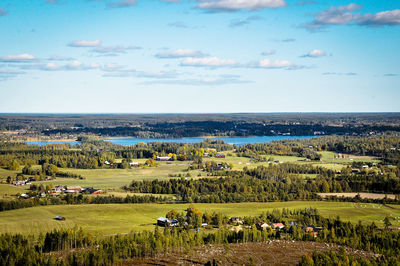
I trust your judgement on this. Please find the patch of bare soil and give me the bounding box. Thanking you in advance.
[123,240,379,266]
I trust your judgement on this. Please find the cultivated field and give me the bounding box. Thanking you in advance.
[0,201,399,236]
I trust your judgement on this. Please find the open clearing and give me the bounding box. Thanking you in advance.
[128,241,378,266]
[0,201,399,236]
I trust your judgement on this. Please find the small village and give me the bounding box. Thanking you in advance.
[156,211,323,239]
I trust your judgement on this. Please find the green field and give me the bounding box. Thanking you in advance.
[29,162,191,190]
[1,150,385,193]
[0,184,26,199]
[0,201,399,236]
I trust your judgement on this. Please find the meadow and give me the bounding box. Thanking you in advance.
[0,150,382,193]
[0,201,398,236]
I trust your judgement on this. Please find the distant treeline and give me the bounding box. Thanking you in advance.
[42,122,400,138]
[2,113,400,137]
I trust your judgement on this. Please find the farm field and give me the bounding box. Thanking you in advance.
[0,201,399,236]
[28,162,193,190]
[1,149,384,192]
[0,184,26,200]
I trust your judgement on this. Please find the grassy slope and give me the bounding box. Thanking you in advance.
[0,201,399,236]
[0,184,26,200]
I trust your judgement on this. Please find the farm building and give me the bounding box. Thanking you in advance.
[215,154,225,158]
[156,156,172,161]
[256,222,270,230]
[272,223,285,229]
[65,186,82,193]
[130,162,139,167]
[156,217,178,227]
[55,216,66,221]
[306,226,323,237]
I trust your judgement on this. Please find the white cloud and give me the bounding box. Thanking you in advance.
[303,49,326,57]
[181,56,237,67]
[256,58,292,68]
[68,40,101,47]
[261,50,276,56]
[359,9,400,26]
[156,49,206,58]
[39,61,100,71]
[0,53,36,62]
[304,4,400,30]
[196,0,287,12]
[91,45,141,55]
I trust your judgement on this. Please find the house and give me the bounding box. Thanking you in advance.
[19,193,29,199]
[55,216,66,221]
[157,217,169,227]
[130,162,139,167]
[156,217,178,227]
[65,186,82,193]
[272,223,285,229]
[203,152,209,157]
[215,154,225,158]
[156,156,171,161]
[306,226,322,237]
[13,180,26,186]
[362,165,369,169]
[104,161,111,165]
[229,217,243,224]
[256,222,270,230]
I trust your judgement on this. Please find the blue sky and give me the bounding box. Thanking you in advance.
[0,0,399,113]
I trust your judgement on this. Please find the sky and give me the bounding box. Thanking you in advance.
[0,0,399,113]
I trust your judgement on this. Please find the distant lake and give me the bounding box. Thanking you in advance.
[101,135,316,146]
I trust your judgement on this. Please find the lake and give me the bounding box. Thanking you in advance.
[27,135,316,146]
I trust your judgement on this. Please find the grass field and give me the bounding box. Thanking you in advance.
[0,167,19,178]
[0,184,26,199]
[0,201,399,236]
[29,162,191,190]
